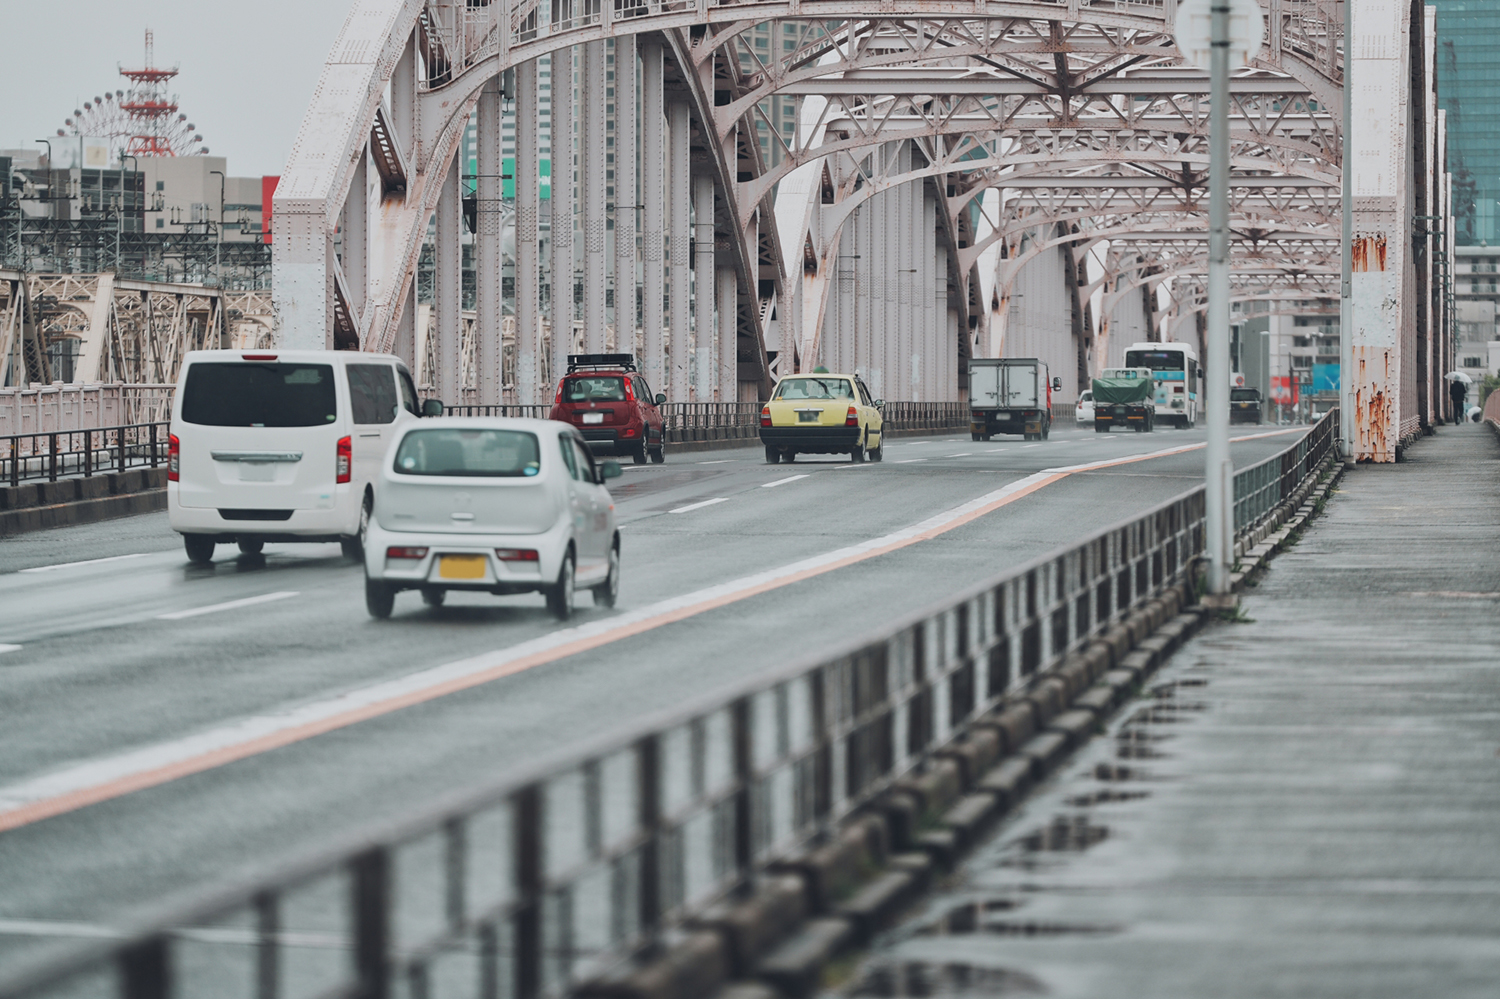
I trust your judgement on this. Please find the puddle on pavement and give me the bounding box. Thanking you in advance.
[1016,815,1110,853]
[919,900,1121,939]
[1093,761,1152,781]
[1064,788,1150,807]
[849,961,1050,997]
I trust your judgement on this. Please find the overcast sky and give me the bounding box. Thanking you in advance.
[1,1,353,177]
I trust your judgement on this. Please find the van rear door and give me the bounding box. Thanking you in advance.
[1001,363,1040,409]
[969,362,1001,408]
[347,363,401,487]
[174,359,343,512]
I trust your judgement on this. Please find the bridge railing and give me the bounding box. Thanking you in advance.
[1233,411,1339,533]
[0,413,1340,999]
[0,385,176,439]
[2,423,170,488]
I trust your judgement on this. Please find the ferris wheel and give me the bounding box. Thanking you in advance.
[56,30,209,162]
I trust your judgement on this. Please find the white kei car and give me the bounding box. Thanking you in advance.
[363,418,622,620]
[1076,390,1095,424]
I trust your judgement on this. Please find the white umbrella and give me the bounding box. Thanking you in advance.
[1445,371,1473,385]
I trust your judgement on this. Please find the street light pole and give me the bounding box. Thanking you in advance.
[1203,0,1233,595]
[209,169,225,289]
[1339,0,1354,452]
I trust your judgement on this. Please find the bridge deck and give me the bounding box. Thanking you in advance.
[847,422,1500,998]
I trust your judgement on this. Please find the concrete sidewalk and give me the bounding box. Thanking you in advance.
[843,423,1500,998]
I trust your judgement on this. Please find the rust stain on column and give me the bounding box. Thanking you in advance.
[1351,234,1387,273]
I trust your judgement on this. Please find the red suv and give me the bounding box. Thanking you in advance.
[548,354,667,464]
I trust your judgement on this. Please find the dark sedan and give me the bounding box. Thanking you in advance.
[1230,387,1263,425]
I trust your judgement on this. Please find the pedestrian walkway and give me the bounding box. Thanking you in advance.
[843,423,1500,999]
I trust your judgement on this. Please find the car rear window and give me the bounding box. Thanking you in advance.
[774,378,854,400]
[180,362,337,427]
[1231,389,1260,401]
[564,376,626,402]
[393,429,541,477]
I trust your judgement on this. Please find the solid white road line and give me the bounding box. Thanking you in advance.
[18,553,151,574]
[1021,444,1043,448]
[0,427,1309,832]
[945,453,972,458]
[669,498,728,514]
[697,460,733,464]
[762,475,809,488]
[157,592,300,621]
[0,645,20,654]
[897,459,927,463]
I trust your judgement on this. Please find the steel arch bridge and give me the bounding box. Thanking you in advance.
[272,0,1451,460]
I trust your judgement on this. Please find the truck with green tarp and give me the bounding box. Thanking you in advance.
[1092,367,1157,432]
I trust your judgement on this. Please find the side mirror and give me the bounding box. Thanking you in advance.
[874,399,885,409]
[655,393,667,406]
[421,398,444,417]
[1052,377,1063,391]
[599,461,623,481]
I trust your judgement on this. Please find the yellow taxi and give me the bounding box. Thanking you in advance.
[759,372,884,463]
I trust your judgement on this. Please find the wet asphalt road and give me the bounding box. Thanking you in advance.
[839,424,1500,999]
[0,423,1307,975]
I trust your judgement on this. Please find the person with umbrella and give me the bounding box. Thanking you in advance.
[1447,371,1472,422]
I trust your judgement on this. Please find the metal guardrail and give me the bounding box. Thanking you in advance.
[2,423,170,488]
[1233,411,1339,533]
[0,413,1339,999]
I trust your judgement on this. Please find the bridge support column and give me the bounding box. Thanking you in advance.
[551,46,575,387]
[516,59,541,405]
[615,35,637,365]
[669,97,691,403]
[340,155,367,334]
[641,41,666,395]
[435,155,463,404]
[393,275,416,373]
[582,41,608,355]
[475,79,502,404]
[718,266,737,401]
[693,174,716,400]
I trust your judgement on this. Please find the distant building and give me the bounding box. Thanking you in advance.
[1432,1,1500,245]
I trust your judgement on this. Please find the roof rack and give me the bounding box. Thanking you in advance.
[566,353,637,373]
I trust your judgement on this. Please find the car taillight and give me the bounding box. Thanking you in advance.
[845,406,859,427]
[242,354,278,361]
[555,382,565,404]
[168,433,180,482]
[495,548,540,562]
[386,546,429,560]
[624,379,635,403]
[621,425,638,437]
[761,405,771,427]
[336,436,352,483]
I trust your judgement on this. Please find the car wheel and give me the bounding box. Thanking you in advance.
[632,440,648,465]
[184,535,215,564]
[1042,422,1050,441]
[420,587,446,608]
[869,437,884,462]
[365,577,395,619]
[342,492,372,561]
[971,431,982,442]
[784,450,796,463]
[237,539,265,556]
[765,445,782,465]
[546,549,576,621]
[593,541,620,608]
[650,443,665,463]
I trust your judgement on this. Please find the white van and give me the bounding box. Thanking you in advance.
[168,349,430,564]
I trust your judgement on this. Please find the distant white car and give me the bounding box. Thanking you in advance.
[363,417,622,621]
[1076,390,1095,424]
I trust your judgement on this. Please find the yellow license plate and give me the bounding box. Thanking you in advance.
[439,555,487,580]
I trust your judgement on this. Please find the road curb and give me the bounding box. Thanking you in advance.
[0,468,168,537]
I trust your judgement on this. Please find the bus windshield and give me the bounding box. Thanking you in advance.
[1125,350,1185,371]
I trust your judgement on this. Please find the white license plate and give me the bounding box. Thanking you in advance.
[239,463,275,482]
[582,412,604,424]
[798,411,820,423]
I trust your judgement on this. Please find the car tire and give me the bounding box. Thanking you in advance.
[365,578,395,619]
[765,445,781,465]
[631,440,648,465]
[971,432,982,442]
[650,443,665,463]
[850,434,867,463]
[784,451,796,463]
[184,535,215,564]
[237,539,265,556]
[1042,422,1050,441]
[546,549,576,621]
[421,587,446,608]
[593,541,620,608]
[870,437,884,462]
[342,492,372,561]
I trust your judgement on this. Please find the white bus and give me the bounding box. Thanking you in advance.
[1123,342,1200,428]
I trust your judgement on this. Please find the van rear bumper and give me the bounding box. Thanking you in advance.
[170,492,356,538]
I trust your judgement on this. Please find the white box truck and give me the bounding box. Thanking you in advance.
[968,358,1059,441]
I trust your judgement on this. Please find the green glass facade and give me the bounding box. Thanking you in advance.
[1433,1,1500,245]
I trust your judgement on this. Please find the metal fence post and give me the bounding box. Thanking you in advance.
[48,432,57,482]
[636,735,663,933]
[731,697,754,887]
[255,892,279,999]
[351,848,391,999]
[149,423,159,468]
[119,937,171,999]
[513,784,544,999]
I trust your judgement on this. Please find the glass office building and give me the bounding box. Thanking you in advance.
[1432,1,1500,245]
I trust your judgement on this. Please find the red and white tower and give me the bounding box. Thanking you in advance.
[59,30,208,160]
